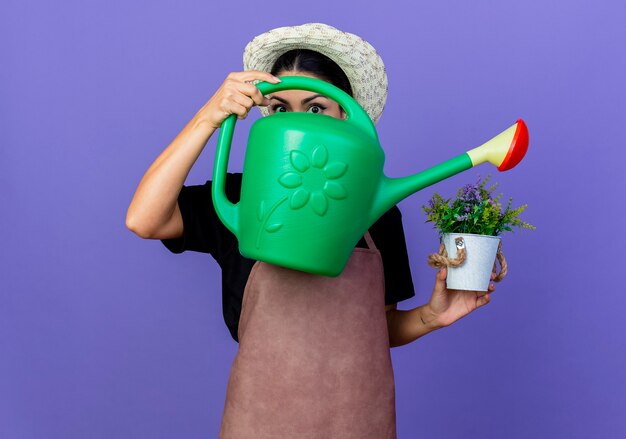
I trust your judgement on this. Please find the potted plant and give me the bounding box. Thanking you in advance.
[422,175,535,291]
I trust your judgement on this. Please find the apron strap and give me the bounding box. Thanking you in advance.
[364,231,378,250]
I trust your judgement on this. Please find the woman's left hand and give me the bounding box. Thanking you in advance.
[425,266,496,328]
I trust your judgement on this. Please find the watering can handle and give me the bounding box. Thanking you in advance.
[212,75,378,236]
[254,76,377,138]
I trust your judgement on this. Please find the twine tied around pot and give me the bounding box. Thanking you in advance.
[427,237,508,282]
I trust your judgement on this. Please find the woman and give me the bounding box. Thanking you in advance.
[126,23,496,439]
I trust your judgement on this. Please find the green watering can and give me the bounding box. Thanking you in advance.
[213,76,529,276]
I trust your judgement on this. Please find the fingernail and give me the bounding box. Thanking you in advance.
[273,76,282,82]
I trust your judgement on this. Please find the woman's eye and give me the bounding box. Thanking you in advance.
[307,105,326,114]
[270,105,287,113]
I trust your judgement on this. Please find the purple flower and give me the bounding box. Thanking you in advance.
[456,213,469,221]
[460,183,482,203]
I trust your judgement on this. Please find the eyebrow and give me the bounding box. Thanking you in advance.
[269,94,328,104]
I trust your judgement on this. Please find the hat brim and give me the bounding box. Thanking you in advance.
[243,23,388,125]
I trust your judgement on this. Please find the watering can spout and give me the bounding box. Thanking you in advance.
[467,119,529,171]
[369,120,529,224]
[369,155,474,225]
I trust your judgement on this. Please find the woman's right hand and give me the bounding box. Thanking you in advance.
[126,70,281,240]
[197,70,282,129]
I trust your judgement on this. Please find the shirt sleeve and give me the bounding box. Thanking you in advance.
[369,205,416,305]
[160,173,241,260]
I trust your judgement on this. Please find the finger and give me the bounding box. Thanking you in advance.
[222,101,248,119]
[251,88,271,107]
[476,293,491,308]
[434,266,447,292]
[235,82,269,106]
[437,266,447,282]
[491,272,496,280]
[229,92,255,111]
[229,70,282,84]
[222,80,266,106]
[236,81,262,96]
[488,282,496,292]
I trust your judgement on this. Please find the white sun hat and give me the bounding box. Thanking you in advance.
[243,23,388,125]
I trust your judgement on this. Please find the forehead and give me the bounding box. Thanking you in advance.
[269,89,329,101]
[268,71,331,102]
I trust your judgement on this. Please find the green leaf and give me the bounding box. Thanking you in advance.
[257,201,265,221]
[265,223,283,233]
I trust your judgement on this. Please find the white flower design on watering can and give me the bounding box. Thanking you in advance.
[278,145,348,216]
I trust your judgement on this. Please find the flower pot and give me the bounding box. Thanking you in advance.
[442,233,500,291]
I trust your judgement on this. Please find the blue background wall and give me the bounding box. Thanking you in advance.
[2,0,624,437]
